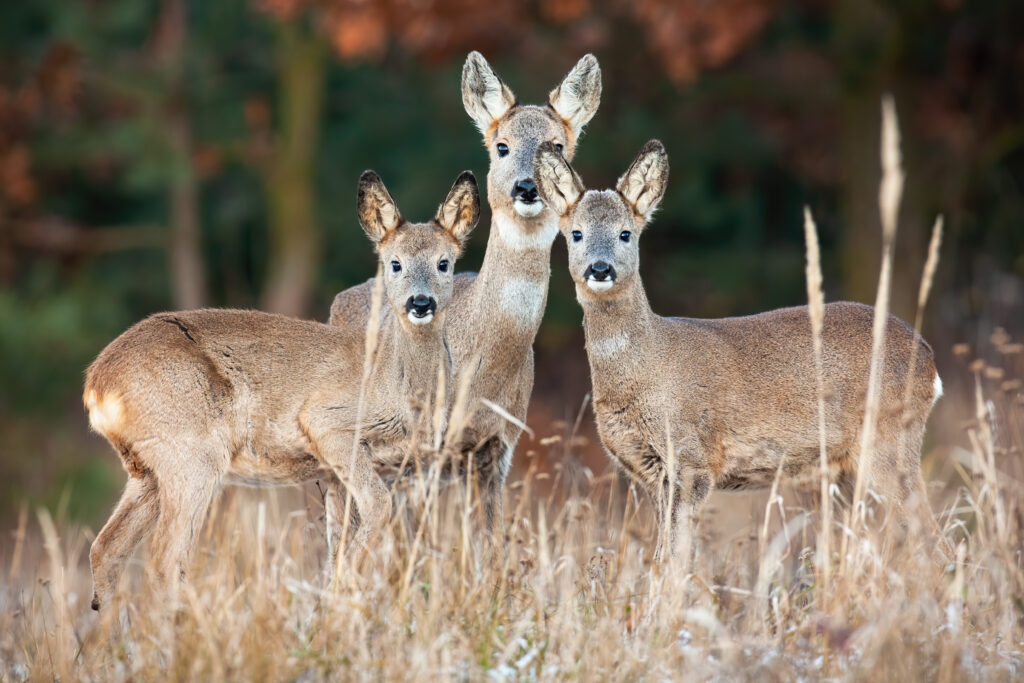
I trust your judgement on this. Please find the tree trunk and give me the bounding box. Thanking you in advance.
[157,0,207,310]
[836,1,924,323]
[167,113,206,309]
[260,23,326,318]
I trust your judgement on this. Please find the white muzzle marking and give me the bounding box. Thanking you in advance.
[513,199,544,218]
[407,311,434,326]
[586,278,614,293]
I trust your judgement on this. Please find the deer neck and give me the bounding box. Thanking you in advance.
[466,208,558,346]
[375,312,450,415]
[579,277,656,396]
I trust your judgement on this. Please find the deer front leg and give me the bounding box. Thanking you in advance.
[309,428,391,563]
[473,436,508,540]
[323,475,362,569]
[653,469,711,567]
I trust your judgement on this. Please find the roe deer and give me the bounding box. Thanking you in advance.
[533,140,943,562]
[84,170,480,609]
[328,52,602,540]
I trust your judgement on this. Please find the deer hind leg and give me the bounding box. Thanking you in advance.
[148,454,222,601]
[898,427,952,561]
[90,474,160,611]
[867,434,945,555]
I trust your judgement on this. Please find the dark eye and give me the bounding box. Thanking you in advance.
[571,230,582,242]
[496,143,509,157]
[619,231,632,243]
[438,259,449,273]
[391,260,401,273]
[555,143,563,152]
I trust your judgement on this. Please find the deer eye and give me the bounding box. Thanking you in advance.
[438,259,449,273]
[555,143,563,153]
[571,230,582,242]
[619,231,632,243]
[391,260,401,273]
[496,143,509,157]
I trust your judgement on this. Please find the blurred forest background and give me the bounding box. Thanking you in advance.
[1,0,1022,525]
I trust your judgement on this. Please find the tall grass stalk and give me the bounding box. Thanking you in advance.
[802,206,830,596]
[335,263,386,584]
[844,95,904,563]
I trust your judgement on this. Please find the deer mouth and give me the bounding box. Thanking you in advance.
[583,261,616,292]
[513,197,544,218]
[407,310,435,325]
[405,294,437,324]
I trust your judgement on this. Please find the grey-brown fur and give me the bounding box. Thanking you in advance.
[327,52,601,540]
[84,171,479,609]
[534,140,943,561]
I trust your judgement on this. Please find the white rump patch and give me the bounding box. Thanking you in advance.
[586,278,614,293]
[494,212,558,251]
[588,332,628,358]
[500,278,546,328]
[85,390,124,435]
[408,311,434,326]
[933,372,943,405]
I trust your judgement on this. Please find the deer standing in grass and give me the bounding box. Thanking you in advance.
[84,171,479,610]
[534,140,943,562]
[329,52,602,539]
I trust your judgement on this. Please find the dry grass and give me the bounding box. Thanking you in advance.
[2,100,1024,682]
[1,381,1022,681]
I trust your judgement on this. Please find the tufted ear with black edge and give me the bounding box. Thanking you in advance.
[533,142,585,217]
[435,171,480,253]
[357,170,402,245]
[615,140,669,221]
[462,51,516,135]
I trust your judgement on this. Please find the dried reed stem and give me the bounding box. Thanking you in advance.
[916,216,943,328]
[335,263,386,584]
[803,206,830,591]
[846,95,904,553]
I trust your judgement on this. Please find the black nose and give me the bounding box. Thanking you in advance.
[405,294,437,317]
[584,261,616,281]
[511,178,538,202]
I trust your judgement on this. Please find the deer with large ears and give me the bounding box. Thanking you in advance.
[329,52,602,541]
[84,171,479,610]
[534,140,944,562]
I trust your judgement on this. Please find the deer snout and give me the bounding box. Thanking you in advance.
[405,294,437,325]
[584,261,616,292]
[511,179,539,203]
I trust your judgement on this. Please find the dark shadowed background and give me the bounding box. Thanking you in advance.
[1,0,1022,525]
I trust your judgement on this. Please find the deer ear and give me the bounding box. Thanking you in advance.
[616,140,669,220]
[534,142,584,217]
[357,171,402,245]
[548,54,602,139]
[436,171,480,251]
[462,51,515,135]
